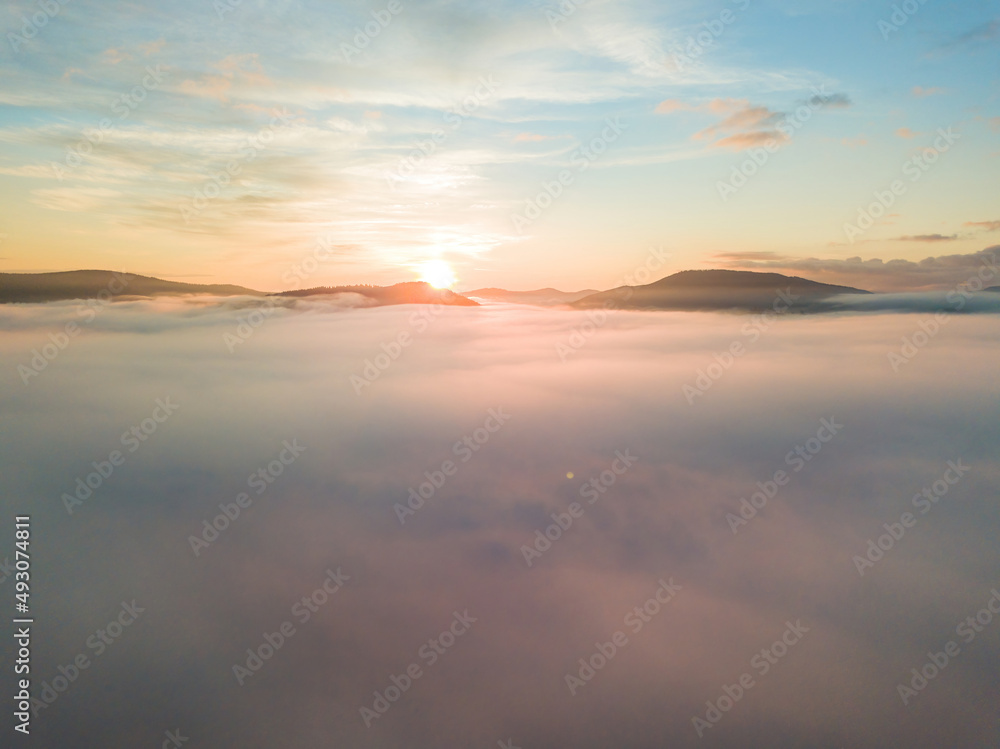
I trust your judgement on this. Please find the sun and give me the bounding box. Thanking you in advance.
[417,259,456,289]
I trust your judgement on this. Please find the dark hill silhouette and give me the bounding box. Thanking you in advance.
[0,270,262,303]
[572,269,870,312]
[276,281,479,307]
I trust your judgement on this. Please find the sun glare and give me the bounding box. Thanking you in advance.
[418,259,456,289]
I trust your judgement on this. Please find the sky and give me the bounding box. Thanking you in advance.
[0,0,998,291]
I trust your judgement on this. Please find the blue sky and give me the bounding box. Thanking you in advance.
[0,0,997,290]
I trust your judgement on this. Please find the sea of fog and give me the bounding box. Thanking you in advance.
[1,298,998,748]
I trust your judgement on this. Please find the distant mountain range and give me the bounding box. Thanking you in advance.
[0,270,262,303]
[0,272,477,307]
[572,269,870,312]
[276,282,479,306]
[463,287,599,306]
[2,267,967,315]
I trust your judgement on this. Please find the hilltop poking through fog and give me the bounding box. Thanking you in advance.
[0,272,479,307]
[275,281,479,307]
[0,270,264,303]
[572,269,871,312]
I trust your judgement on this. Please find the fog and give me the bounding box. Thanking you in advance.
[1,299,998,748]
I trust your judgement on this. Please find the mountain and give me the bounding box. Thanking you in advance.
[275,281,479,307]
[986,286,1000,293]
[0,270,263,303]
[571,269,870,312]
[463,287,599,306]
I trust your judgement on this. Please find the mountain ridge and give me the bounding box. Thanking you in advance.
[0,270,263,303]
[572,269,871,312]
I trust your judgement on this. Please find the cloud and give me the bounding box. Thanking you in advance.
[965,220,1000,232]
[60,67,89,83]
[2,302,999,748]
[951,18,1000,45]
[514,132,558,142]
[179,53,272,103]
[711,131,783,150]
[30,187,123,212]
[807,92,850,108]
[102,48,133,65]
[654,99,694,114]
[931,19,1000,55]
[895,127,919,139]
[693,100,787,149]
[712,246,1000,291]
[894,234,958,242]
[138,39,166,56]
[912,86,945,97]
[682,93,850,151]
[841,135,868,148]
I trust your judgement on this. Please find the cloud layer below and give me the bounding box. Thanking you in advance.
[1,303,999,747]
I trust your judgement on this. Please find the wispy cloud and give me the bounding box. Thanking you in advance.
[930,19,1000,56]
[965,220,1000,232]
[894,234,958,242]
